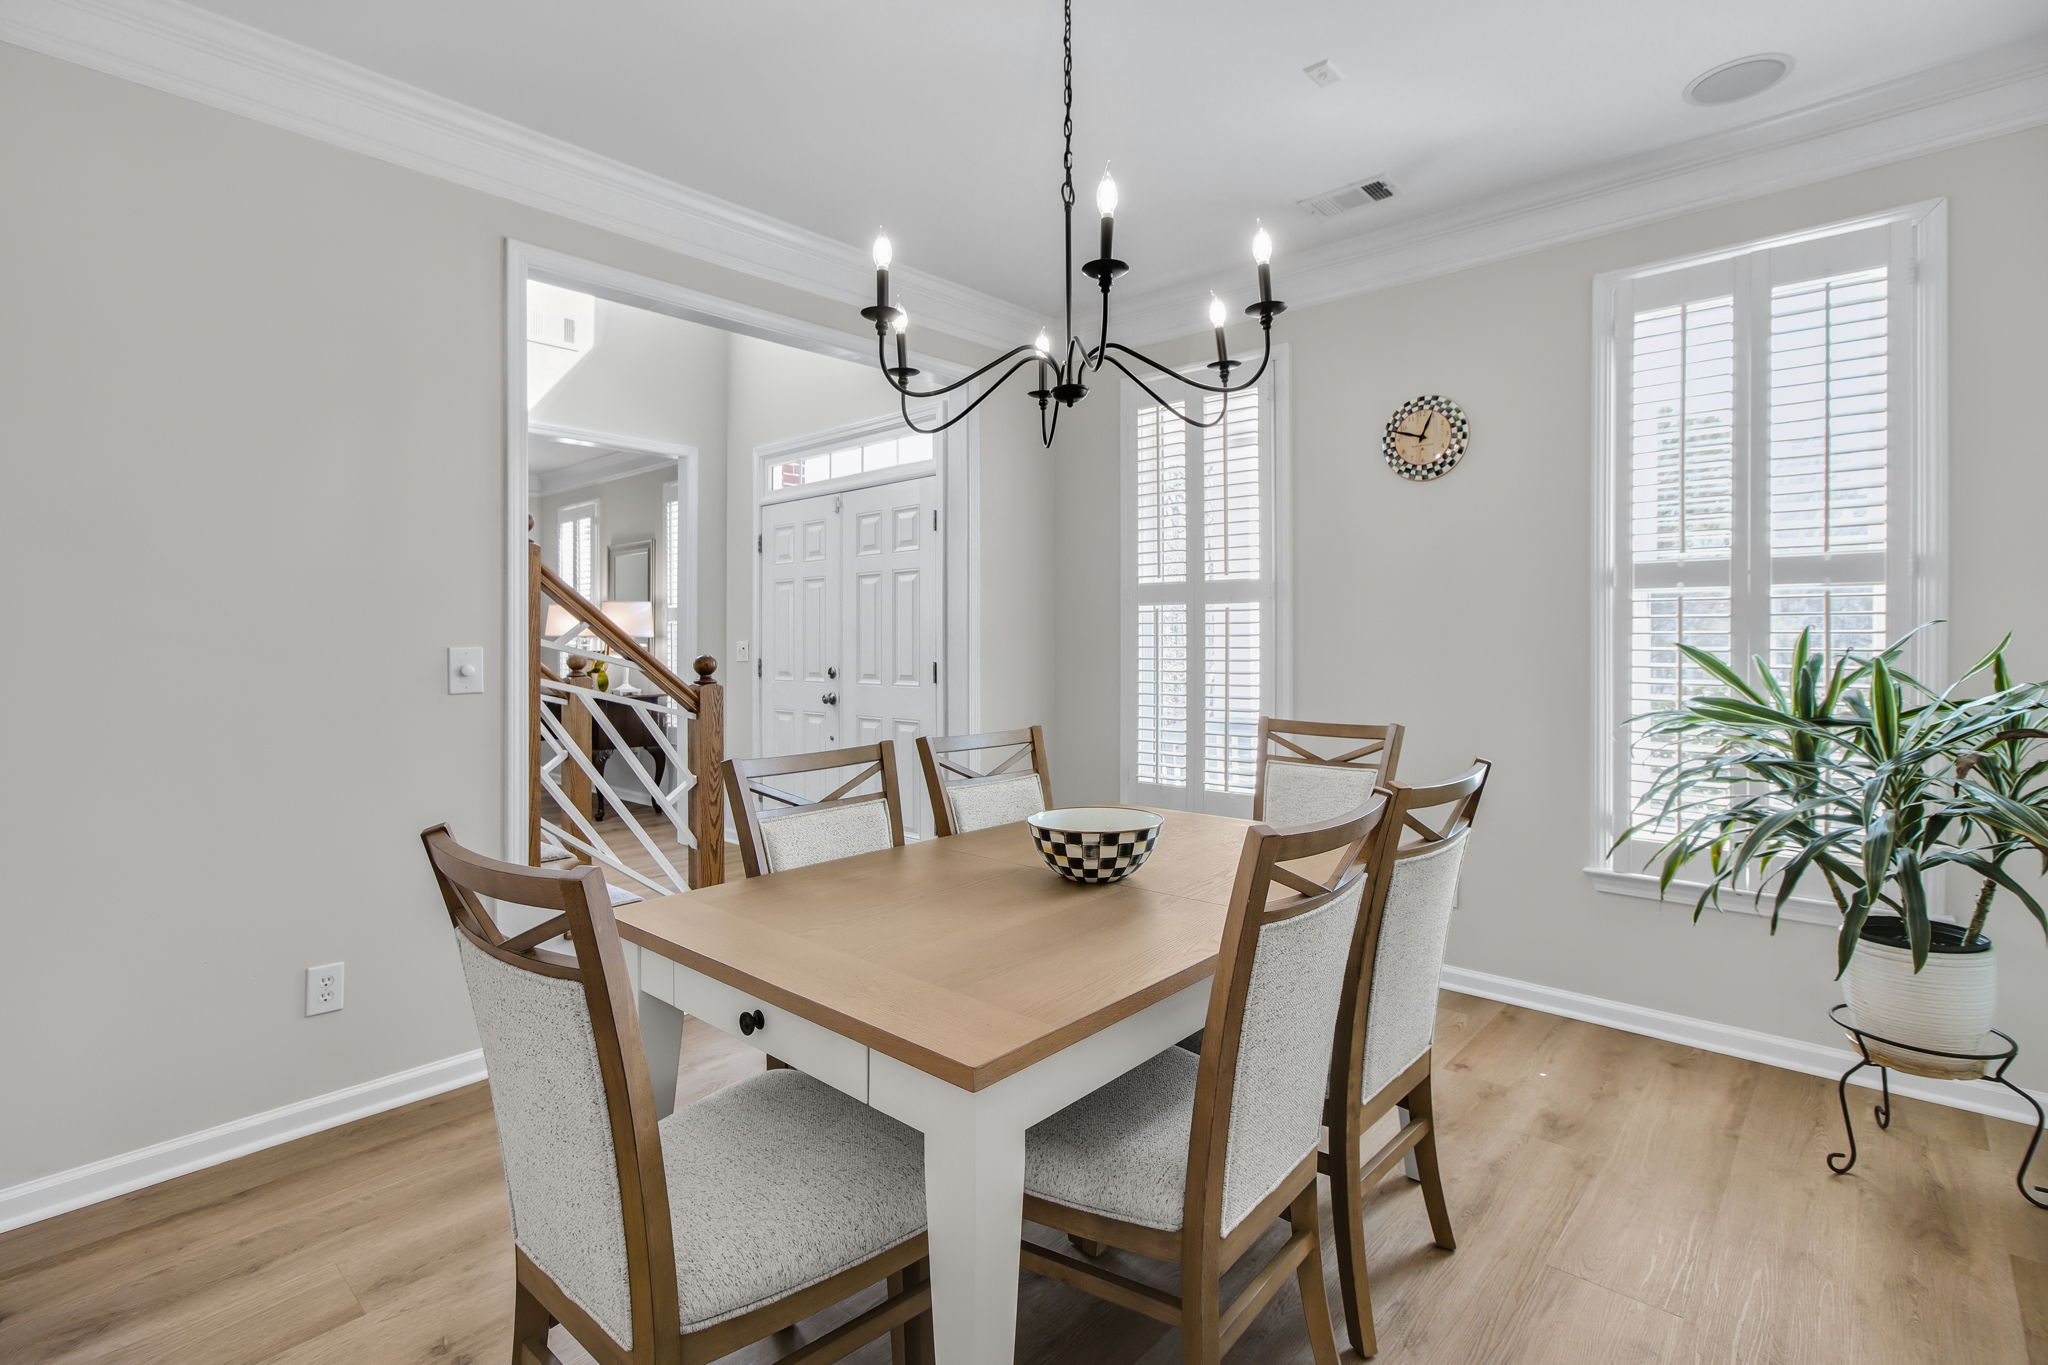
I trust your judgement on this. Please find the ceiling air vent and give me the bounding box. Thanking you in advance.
[1297,177,1396,218]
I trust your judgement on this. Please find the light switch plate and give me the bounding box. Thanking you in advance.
[735,639,750,662]
[448,646,485,694]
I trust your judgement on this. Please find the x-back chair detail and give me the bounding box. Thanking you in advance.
[1253,718,1405,828]
[1017,799,1388,1365]
[916,726,1055,836]
[1322,759,1491,1358]
[420,825,933,1365]
[723,742,907,878]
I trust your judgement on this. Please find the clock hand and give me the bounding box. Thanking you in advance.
[1397,427,1426,438]
[1419,412,1433,439]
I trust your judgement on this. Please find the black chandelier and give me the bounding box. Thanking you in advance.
[860,0,1284,447]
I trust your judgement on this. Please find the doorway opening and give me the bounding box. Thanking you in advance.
[504,244,975,877]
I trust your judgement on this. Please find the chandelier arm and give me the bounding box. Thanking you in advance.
[1099,353,1231,428]
[1101,328,1273,395]
[1038,396,1062,448]
[877,335,1041,399]
[896,357,1042,434]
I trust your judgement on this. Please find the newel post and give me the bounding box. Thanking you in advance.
[688,655,725,888]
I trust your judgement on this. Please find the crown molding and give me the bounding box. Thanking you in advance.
[1113,39,2048,343]
[0,0,1041,351]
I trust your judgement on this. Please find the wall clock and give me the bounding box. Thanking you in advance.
[1382,395,1470,481]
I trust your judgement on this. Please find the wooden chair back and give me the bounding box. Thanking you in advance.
[1252,718,1405,826]
[916,726,1055,836]
[724,742,907,877]
[1331,760,1491,1118]
[419,825,677,1358]
[1182,799,1386,1253]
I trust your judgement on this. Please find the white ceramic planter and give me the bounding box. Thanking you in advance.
[1841,934,1998,1077]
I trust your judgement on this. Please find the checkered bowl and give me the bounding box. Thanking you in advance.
[1026,807,1165,885]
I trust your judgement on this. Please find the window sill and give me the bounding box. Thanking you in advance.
[1583,866,1841,928]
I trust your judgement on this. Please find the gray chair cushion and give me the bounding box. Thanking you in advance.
[758,799,894,874]
[662,1068,926,1330]
[945,772,1047,833]
[1024,1047,1199,1233]
[1262,760,1381,827]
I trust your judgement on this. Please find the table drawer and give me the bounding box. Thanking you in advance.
[670,961,869,1103]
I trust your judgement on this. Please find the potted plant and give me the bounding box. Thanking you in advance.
[1622,628,2048,1073]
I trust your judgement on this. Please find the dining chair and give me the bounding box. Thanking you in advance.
[419,825,934,1365]
[1253,717,1405,826]
[1321,759,1491,1358]
[915,726,1054,836]
[723,742,907,878]
[1016,800,1387,1365]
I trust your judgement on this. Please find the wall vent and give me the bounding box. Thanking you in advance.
[1297,178,1396,218]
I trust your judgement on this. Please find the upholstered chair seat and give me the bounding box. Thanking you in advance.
[660,1069,925,1329]
[1025,1047,1201,1232]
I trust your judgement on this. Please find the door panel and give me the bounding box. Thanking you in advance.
[757,475,942,830]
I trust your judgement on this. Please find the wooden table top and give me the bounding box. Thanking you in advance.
[616,809,1256,1091]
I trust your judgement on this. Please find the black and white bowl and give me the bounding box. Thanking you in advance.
[1027,807,1164,885]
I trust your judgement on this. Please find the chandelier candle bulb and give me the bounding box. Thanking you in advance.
[892,311,909,371]
[1035,330,1052,391]
[1252,222,1273,306]
[1096,166,1117,262]
[872,232,892,310]
[1209,294,1229,367]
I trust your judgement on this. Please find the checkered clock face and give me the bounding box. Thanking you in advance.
[1030,825,1161,884]
[1382,395,1470,481]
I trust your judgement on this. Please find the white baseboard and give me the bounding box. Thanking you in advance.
[0,1049,485,1235]
[1441,965,2046,1128]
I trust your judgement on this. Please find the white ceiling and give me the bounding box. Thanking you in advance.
[179,0,2048,317]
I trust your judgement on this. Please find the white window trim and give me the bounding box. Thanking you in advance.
[1117,345,1293,811]
[1585,200,1948,924]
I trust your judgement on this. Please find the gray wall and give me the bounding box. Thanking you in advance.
[0,43,1053,1189]
[1052,125,2048,1088]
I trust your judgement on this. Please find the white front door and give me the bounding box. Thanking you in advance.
[758,475,942,826]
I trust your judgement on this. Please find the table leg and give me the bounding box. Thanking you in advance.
[626,949,684,1119]
[919,1108,1027,1364]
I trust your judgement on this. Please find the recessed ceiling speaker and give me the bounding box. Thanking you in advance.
[1685,53,1794,106]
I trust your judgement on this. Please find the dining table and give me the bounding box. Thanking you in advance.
[614,806,1257,1364]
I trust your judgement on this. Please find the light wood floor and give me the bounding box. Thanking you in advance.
[3,995,2043,1364]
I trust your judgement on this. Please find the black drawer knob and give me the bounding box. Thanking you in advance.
[739,1009,766,1036]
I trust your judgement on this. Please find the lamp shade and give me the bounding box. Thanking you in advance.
[600,600,655,640]
[542,604,581,639]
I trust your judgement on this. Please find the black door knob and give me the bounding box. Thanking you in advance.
[738,1009,765,1036]
[821,692,839,706]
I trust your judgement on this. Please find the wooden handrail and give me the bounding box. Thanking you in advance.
[528,539,725,889]
[537,560,701,711]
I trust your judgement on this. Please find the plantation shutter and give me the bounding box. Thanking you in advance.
[1601,214,1934,874]
[661,482,681,670]
[1125,375,1280,815]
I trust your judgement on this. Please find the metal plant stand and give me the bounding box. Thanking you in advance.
[1826,1004,2046,1208]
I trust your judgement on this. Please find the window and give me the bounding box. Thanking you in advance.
[555,499,599,600]
[1590,203,1946,913]
[1122,363,1286,815]
[661,481,682,670]
[769,432,934,491]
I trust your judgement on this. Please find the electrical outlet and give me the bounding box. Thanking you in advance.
[735,639,750,662]
[306,962,345,1016]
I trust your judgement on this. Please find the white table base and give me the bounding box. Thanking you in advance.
[632,946,1209,1365]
